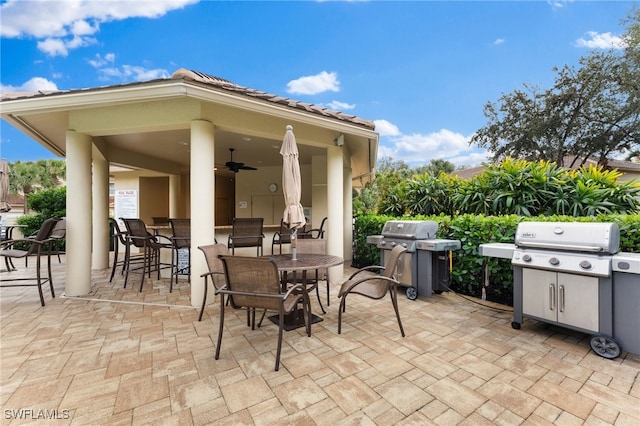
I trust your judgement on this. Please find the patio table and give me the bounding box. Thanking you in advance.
[267,253,344,330]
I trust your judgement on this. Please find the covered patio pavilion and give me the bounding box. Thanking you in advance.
[0,68,379,306]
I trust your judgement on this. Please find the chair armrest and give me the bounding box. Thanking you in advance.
[153,234,173,244]
[200,271,226,291]
[170,236,190,244]
[217,288,284,300]
[1,237,51,248]
[284,282,310,299]
[348,265,385,280]
[340,275,400,295]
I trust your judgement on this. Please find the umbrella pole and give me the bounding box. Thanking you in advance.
[291,228,297,260]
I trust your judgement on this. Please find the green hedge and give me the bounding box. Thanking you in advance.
[353,213,640,306]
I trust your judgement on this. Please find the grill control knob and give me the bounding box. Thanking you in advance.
[402,242,407,248]
[522,254,532,262]
[579,260,592,270]
[390,241,396,247]
[549,257,560,266]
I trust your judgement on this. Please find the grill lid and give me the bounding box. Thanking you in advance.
[515,222,620,254]
[381,220,438,240]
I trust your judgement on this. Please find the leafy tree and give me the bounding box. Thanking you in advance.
[422,159,456,176]
[8,159,66,213]
[471,10,640,167]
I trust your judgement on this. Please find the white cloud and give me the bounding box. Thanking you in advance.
[37,38,69,57]
[548,0,574,9]
[97,65,170,82]
[575,31,626,49]
[287,71,340,95]
[374,119,401,137]
[88,53,116,68]
[376,127,489,168]
[326,100,355,111]
[1,77,58,93]
[494,38,505,45]
[0,0,198,56]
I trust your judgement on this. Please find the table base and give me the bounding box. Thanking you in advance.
[268,309,323,331]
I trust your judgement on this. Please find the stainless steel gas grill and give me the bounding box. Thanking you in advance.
[367,220,461,300]
[511,222,621,358]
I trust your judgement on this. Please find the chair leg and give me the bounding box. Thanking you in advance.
[314,274,326,314]
[304,295,312,337]
[390,287,406,337]
[46,249,55,299]
[170,247,176,293]
[109,247,119,282]
[326,274,330,307]
[35,250,45,306]
[338,296,346,334]
[198,275,209,321]
[215,294,225,360]
[275,310,284,371]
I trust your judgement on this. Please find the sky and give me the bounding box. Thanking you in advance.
[0,0,635,168]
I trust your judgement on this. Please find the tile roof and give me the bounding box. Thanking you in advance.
[1,68,376,131]
[172,68,375,130]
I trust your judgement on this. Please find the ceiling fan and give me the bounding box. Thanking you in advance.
[225,148,257,173]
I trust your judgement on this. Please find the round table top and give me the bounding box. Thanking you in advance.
[267,253,344,271]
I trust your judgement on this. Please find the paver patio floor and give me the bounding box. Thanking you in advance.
[1,256,639,425]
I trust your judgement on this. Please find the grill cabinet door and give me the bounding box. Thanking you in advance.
[522,269,557,323]
[557,273,599,332]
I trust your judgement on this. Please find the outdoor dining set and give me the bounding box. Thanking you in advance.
[0,214,408,371]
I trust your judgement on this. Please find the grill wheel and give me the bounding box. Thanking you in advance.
[589,334,621,359]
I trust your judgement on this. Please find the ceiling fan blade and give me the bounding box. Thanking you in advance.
[226,148,257,172]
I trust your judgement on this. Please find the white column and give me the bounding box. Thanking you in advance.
[327,145,344,281]
[66,130,92,296]
[169,174,179,218]
[91,152,110,269]
[190,120,216,307]
[343,156,353,263]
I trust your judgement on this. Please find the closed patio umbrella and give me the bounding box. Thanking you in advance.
[0,158,10,213]
[280,125,306,260]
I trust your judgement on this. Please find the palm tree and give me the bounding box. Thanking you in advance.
[9,159,66,213]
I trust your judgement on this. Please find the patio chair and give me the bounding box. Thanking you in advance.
[0,217,60,306]
[49,217,66,263]
[152,216,169,226]
[197,243,229,321]
[109,218,137,282]
[120,218,173,292]
[299,217,326,239]
[271,218,292,254]
[337,245,408,337]
[169,218,191,292]
[215,255,311,371]
[286,238,330,312]
[227,217,264,256]
[23,218,66,266]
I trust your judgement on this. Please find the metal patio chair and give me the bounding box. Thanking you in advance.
[197,243,229,321]
[227,217,264,256]
[169,218,191,292]
[0,217,60,306]
[271,218,292,254]
[215,255,311,371]
[120,218,173,292]
[337,244,408,336]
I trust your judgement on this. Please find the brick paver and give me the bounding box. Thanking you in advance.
[1,257,639,424]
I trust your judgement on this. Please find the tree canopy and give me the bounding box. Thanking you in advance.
[471,8,640,167]
[8,159,66,213]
